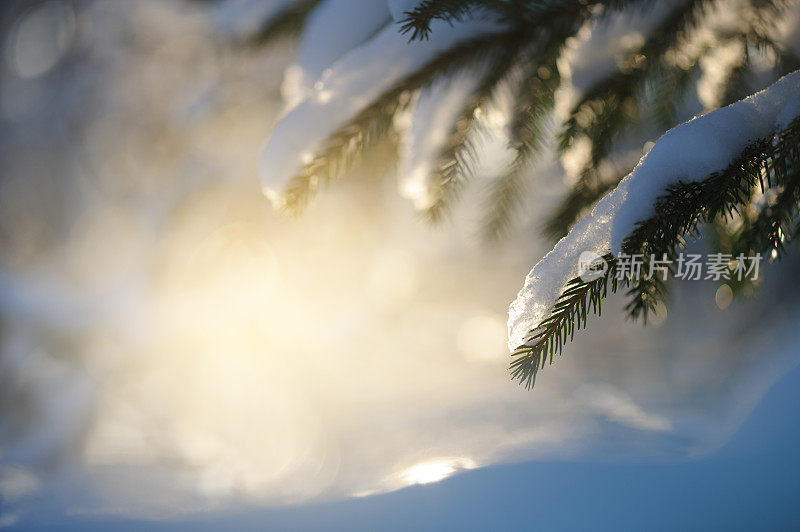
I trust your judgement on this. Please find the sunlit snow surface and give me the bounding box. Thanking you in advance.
[0,0,799,525]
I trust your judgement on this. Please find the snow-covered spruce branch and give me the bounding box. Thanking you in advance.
[250,0,799,239]
[510,253,618,388]
[557,0,709,158]
[509,71,800,388]
[548,0,712,240]
[271,26,528,213]
[398,0,484,41]
[420,30,533,222]
[546,0,795,240]
[397,0,643,42]
[482,54,560,240]
[235,0,800,389]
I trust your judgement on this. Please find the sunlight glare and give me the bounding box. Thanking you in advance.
[399,458,477,486]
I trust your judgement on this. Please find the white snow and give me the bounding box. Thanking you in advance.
[396,73,479,209]
[281,0,392,108]
[260,16,505,205]
[508,70,800,351]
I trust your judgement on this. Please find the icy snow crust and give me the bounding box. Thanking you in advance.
[507,71,800,351]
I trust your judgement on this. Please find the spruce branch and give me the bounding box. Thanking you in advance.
[399,0,656,42]
[280,28,531,213]
[549,0,772,241]
[543,170,621,241]
[398,0,485,41]
[617,137,774,320]
[481,156,532,240]
[731,120,800,258]
[248,0,798,236]
[398,0,572,42]
[511,115,800,387]
[402,3,591,224]
[423,32,534,222]
[510,254,617,389]
[481,34,569,239]
[558,0,711,158]
[481,65,560,241]
[646,49,706,128]
[281,92,408,212]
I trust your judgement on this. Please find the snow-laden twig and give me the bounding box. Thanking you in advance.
[259,14,504,204]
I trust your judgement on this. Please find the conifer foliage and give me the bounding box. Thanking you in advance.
[208,0,800,387]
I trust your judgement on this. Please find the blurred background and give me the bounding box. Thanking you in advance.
[1,0,800,528]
